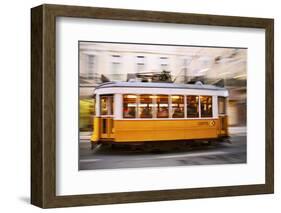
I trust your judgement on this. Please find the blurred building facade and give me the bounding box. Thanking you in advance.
[79,42,247,132]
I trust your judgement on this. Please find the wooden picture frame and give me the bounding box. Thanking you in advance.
[31,4,274,208]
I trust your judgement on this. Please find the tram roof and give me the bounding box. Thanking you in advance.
[96,81,227,91]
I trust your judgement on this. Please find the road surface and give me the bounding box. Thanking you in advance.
[79,135,246,170]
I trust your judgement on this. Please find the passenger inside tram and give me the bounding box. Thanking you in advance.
[186,96,199,117]
[172,108,184,118]
[140,107,153,118]
[157,107,169,118]
[156,95,169,118]
[123,107,136,118]
[139,95,153,118]
[172,95,184,118]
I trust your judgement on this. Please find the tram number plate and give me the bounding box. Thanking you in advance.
[198,121,215,127]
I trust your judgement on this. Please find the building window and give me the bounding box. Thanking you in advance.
[218,96,226,115]
[111,55,122,81]
[186,96,199,118]
[123,95,137,118]
[172,95,184,118]
[160,56,169,71]
[156,95,169,118]
[87,55,95,79]
[136,56,145,73]
[200,96,213,117]
[139,95,153,118]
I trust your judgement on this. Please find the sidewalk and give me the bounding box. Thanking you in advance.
[228,126,247,135]
[80,132,91,141]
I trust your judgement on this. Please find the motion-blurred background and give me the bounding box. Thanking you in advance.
[79,42,246,137]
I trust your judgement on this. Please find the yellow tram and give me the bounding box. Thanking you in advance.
[90,81,228,147]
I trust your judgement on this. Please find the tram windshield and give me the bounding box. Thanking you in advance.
[100,95,114,116]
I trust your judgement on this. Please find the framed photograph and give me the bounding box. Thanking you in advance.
[31,4,274,208]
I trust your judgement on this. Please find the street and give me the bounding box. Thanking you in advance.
[79,135,246,170]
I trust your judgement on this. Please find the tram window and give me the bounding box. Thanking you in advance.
[218,96,226,115]
[156,95,169,118]
[123,95,137,118]
[172,95,184,118]
[100,95,114,115]
[186,96,199,118]
[139,95,153,118]
[100,96,107,115]
[110,96,114,115]
[200,96,213,117]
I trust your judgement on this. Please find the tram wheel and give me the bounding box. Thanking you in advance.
[90,143,96,150]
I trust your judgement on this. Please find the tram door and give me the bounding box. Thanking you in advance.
[100,95,114,139]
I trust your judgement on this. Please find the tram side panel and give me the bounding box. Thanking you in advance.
[91,117,229,144]
[109,119,219,142]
